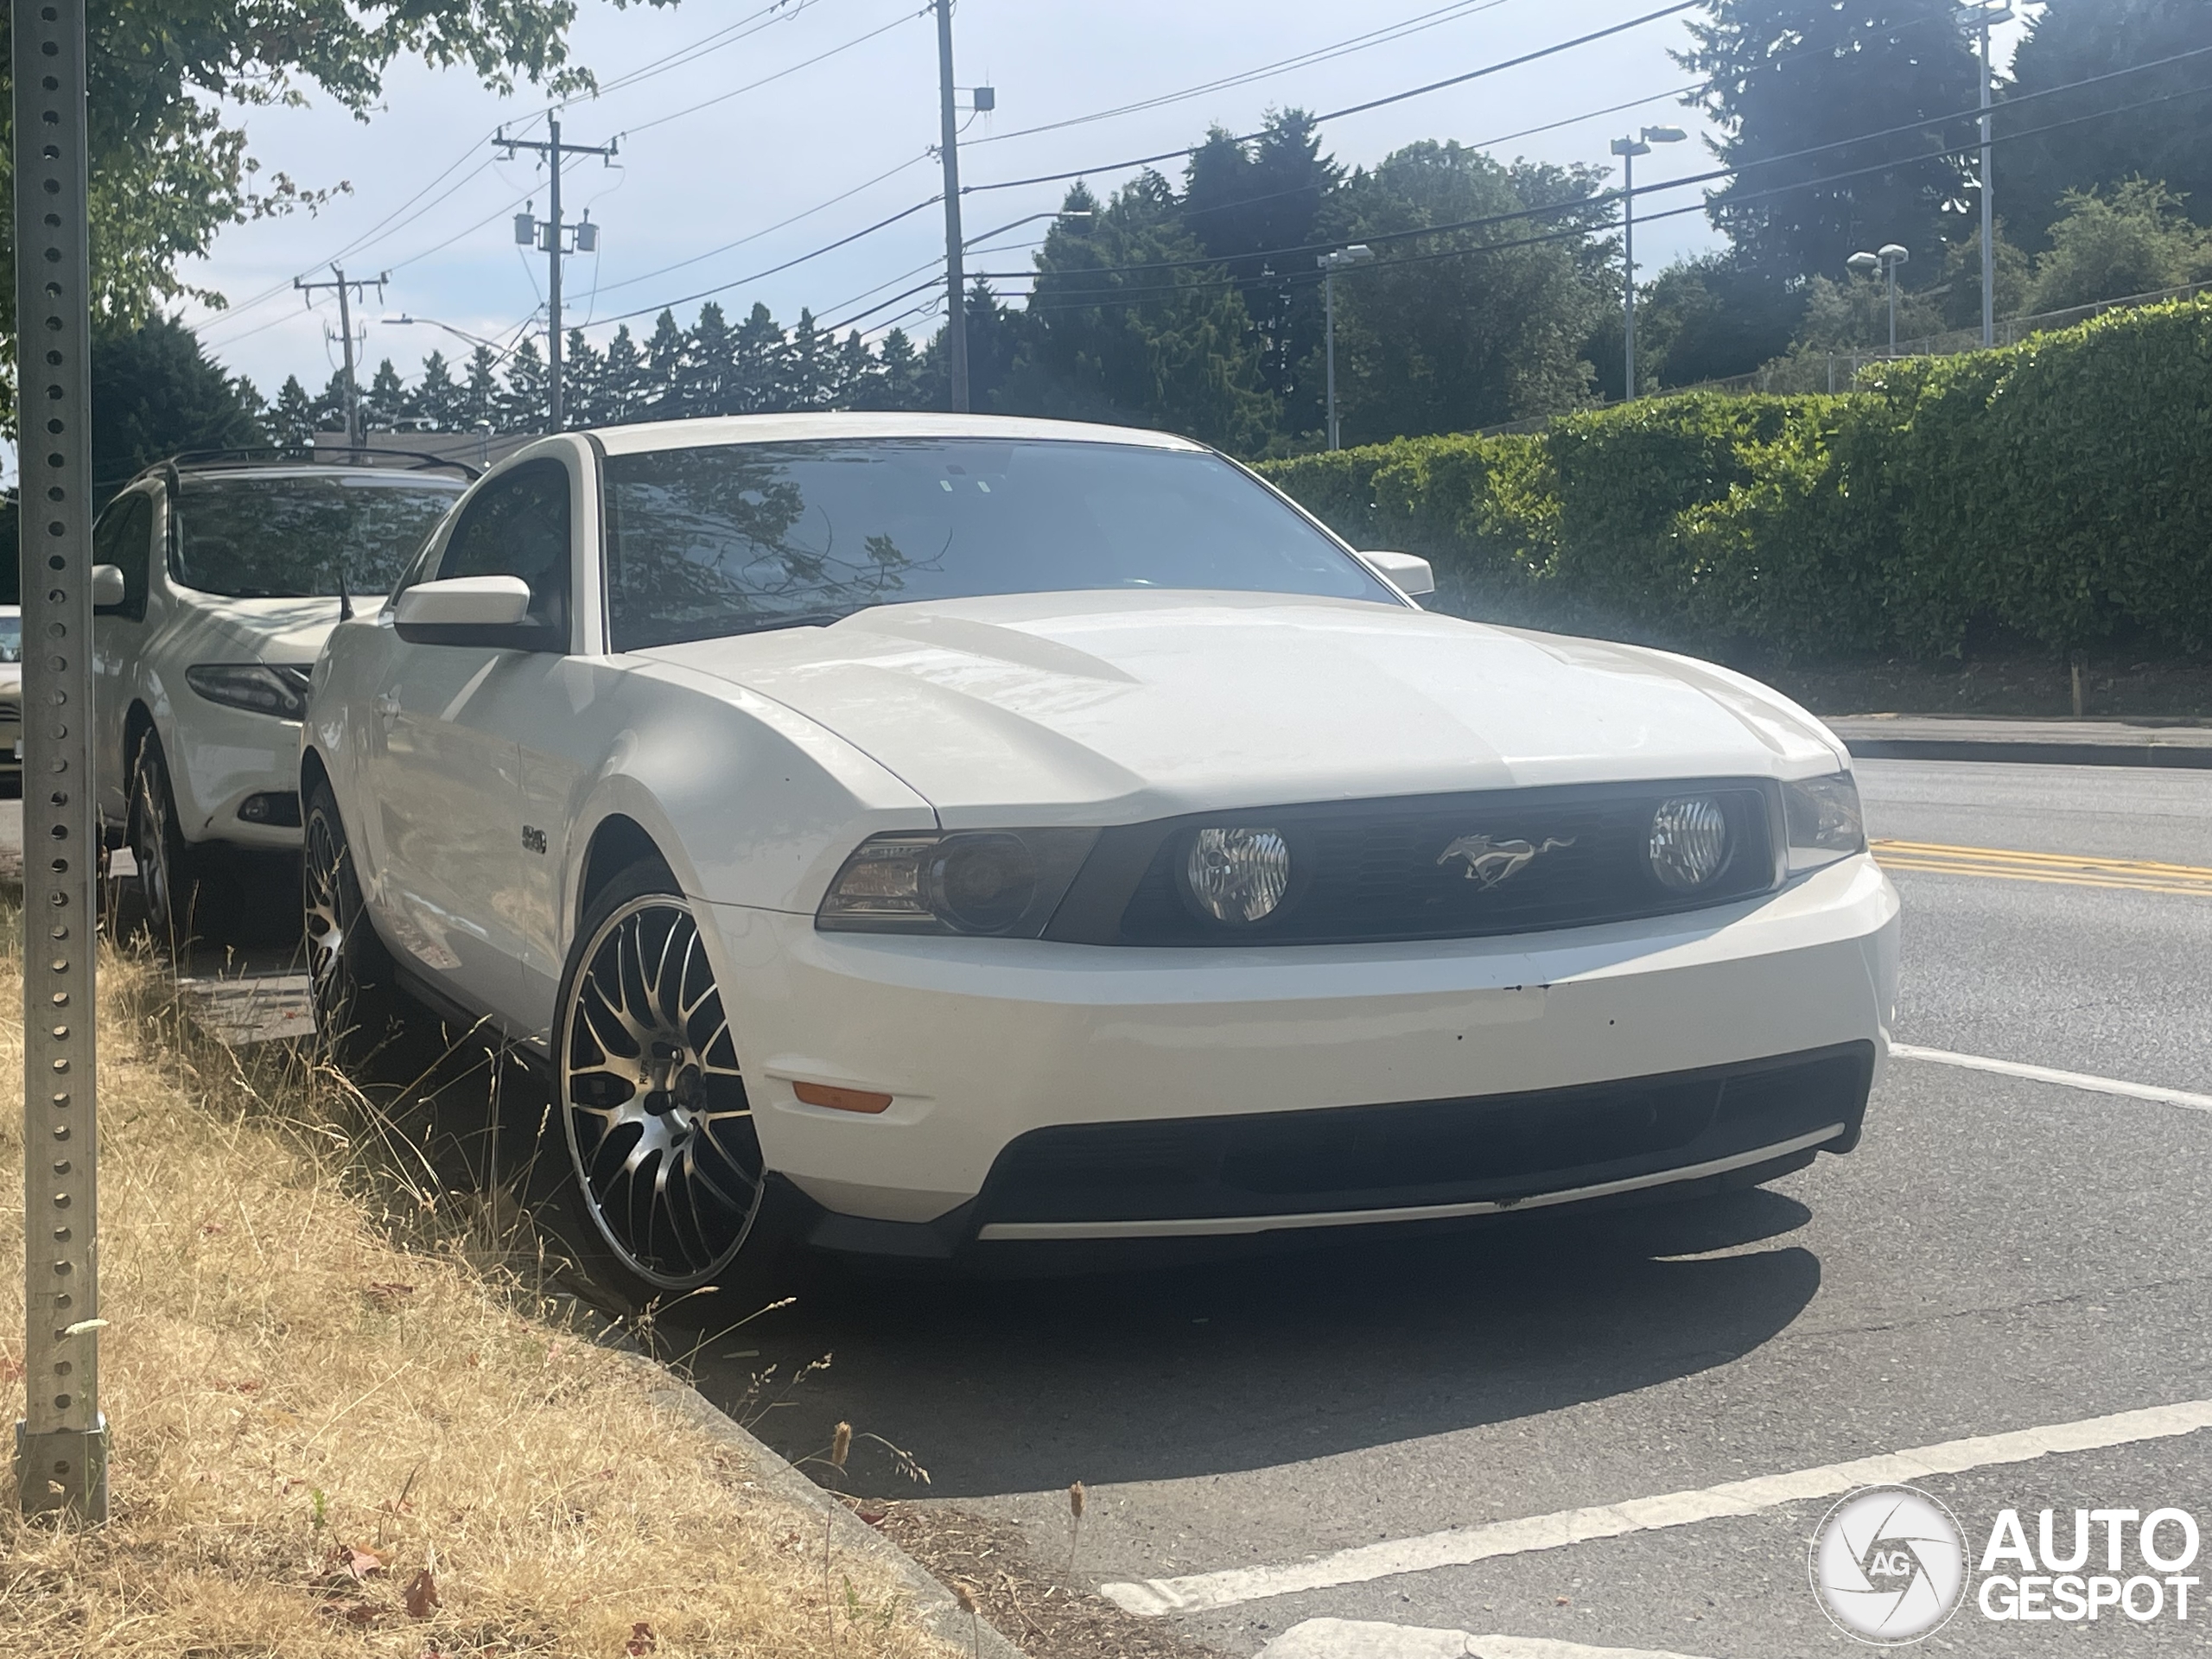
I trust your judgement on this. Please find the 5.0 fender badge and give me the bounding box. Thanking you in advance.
[1437,834,1574,888]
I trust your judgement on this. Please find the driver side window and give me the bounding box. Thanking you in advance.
[438,459,571,637]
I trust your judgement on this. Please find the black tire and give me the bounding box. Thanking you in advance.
[543,859,786,1312]
[302,776,421,1072]
[128,728,207,950]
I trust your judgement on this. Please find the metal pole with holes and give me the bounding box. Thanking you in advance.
[13,0,108,1522]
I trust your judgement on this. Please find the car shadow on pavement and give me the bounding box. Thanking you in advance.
[694,1185,1822,1498]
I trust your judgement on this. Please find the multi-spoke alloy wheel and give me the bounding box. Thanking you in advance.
[558,890,765,1293]
[129,731,187,946]
[302,779,411,1071]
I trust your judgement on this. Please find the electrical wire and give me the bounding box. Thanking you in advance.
[967,0,1516,148]
[620,3,931,139]
[964,0,1702,196]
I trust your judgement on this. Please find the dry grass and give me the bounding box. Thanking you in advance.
[0,912,958,1659]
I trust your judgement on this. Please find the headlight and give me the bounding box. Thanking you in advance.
[1783,772,1866,875]
[1183,826,1291,925]
[816,829,1095,936]
[1648,796,1730,891]
[185,663,311,721]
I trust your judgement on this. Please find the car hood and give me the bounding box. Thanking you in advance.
[642,591,1849,824]
[189,596,344,665]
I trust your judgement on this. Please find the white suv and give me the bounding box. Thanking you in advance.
[91,454,467,938]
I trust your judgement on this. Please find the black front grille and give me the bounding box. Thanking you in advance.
[1045,779,1777,946]
[976,1044,1872,1227]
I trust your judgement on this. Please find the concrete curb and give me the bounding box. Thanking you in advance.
[646,1380,1028,1659]
[1827,716,2212,769]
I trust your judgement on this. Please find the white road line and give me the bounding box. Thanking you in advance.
[1256,1619,1715,1659]
[1891,1043,2212,1113]
[1100,1398,2212,1617]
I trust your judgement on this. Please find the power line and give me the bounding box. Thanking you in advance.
[964,0,1702,197]
[620,3,931,139]
[591,152,932,298]
[572,0,827,105]
[968,0,1516,148]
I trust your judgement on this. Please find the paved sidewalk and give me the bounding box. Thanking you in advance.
[1827,714,2212,767]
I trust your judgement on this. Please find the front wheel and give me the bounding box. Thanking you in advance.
[550,861,776,1307]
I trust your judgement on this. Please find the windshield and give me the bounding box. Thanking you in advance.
[0,616,18,664]
[173,474,462,599]
[601,438,1391,652]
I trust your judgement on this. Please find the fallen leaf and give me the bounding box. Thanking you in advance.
[1555,1595,1572,1606]
[404,1567,440,1619]
[337,1543,387,1581]
[0,1357,22,1385]
[344,1604,378,1627]
[365,1282,416,1308]
[228,1379,261,1394]
[200,1221,226,1236]
[856,1506,887,1528]
[626,1621,658,1656]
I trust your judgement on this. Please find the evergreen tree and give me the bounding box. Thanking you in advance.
[1180,111,1342,406]
[868,327,929,410]
[785,308,830,410]
[2002,0,2212,245]
[502,336,548,431]
[683,302,734,415]
[2025,180,2212,311]
[730,302,788,414]
[1680,0,1982,283]
[87,315,265,489]
[832,328,878,408]
[412,350,462,429]
[462,346,501,429]
[271,375,316,448]
[601,325,646,423]
[1005,170,1277,454]
[313,369,350,433]
[363,357,406,430]
[564,327,604,427]
[645,308,688,416]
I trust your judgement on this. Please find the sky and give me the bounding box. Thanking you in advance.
[177,0,2039,399]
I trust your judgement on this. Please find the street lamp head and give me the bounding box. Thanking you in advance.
[1642,125,1688,143]
[384,315,413,326]
[1847,251,1881,275]
[1610,136,1650,157]
[1878,243,1910,264]
[1319,244,1376,270]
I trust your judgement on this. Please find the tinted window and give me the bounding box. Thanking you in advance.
[601,439,1390,652]
[172,474,461,599]
[0,615,18,663]
[437,458,571,632]
[92,492,153,621]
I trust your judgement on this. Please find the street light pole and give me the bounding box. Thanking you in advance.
[1610,126,1686,401]
[1955,3,2014,350]
[1849,245,1912,357]
[1318,244,1374,450]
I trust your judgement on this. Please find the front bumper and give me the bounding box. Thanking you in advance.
[164,703,306,849]
[702,853,1899,1245]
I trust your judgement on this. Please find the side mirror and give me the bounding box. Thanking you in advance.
[1360,550,1435,598]
[92,563,126,611]
[393,575,553,649]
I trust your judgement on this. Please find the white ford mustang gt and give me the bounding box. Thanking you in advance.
[302,412,1899,1302]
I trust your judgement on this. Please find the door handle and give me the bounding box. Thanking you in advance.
[373,691,401,717]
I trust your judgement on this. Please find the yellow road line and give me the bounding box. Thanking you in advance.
[1871,838,2212,897]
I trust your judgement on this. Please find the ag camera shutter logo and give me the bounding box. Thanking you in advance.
[1810,1484,1969,1644]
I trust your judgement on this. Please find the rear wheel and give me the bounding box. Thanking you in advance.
[550,861,776,1307]
[302,777,419,1072]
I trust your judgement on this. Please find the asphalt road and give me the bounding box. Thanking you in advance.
[690,759,2212,1659]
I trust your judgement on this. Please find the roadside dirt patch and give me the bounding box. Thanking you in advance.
[877,1502,1220,1659]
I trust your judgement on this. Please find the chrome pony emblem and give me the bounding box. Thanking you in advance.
[1437,834,1575,888]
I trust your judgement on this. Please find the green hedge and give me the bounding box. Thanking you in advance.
[1259,296,2212,660]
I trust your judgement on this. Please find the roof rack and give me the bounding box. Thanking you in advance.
[114,444,481,490]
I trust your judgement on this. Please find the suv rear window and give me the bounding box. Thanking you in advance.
[173,473,462,599]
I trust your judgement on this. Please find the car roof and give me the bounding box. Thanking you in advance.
[586,410,1211,458]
